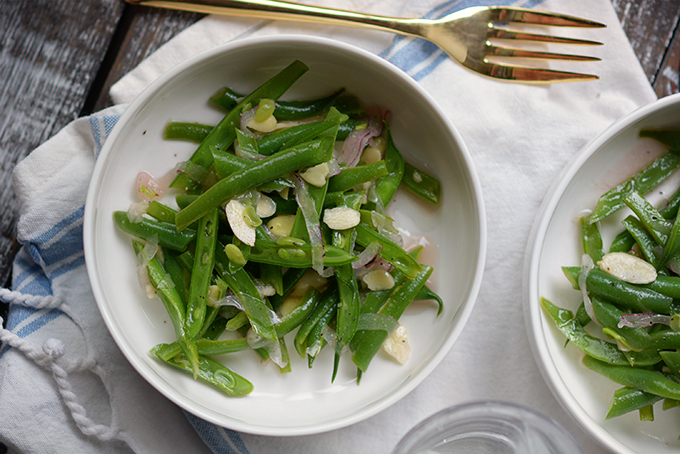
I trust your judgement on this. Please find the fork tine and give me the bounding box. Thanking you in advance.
[487,45,601,62]
[486,63,599,83]
[490,7,606,28]
[491,27,603,46]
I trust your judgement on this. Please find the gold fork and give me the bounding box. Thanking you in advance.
[126,0,605,83]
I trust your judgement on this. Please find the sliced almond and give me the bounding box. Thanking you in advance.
[299,162,330,187]
[360,146,382,165]
[290,269,329,297]
[246,115,277,133]
[267,214,296,238]
[225,199,256,246]
[256,193,276,218]
[383,323,411,364]
[597,252,657,284]
[362,269,395,291]
[323,206,360,230]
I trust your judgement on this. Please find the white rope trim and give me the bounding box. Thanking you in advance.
[0,288,63,309]
[0,289,127,444]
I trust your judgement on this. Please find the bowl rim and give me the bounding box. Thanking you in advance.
[523,92,680,454]
[84,33,487,436]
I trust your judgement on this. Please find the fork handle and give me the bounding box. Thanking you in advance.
[126,0,424,37]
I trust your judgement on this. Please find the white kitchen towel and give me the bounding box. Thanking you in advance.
[0,0,658,453]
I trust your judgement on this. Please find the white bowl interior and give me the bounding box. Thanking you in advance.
[85,36,485,436]
[526,93,680,453]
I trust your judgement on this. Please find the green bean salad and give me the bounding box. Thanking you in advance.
[542,128,680,423]
[113,60,443,396]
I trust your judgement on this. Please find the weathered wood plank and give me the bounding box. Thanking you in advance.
[653,28,680,98]
[92,6,203,112]
[0,0,125,289]
[612,0,680,86]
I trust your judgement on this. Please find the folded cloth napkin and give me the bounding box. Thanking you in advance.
[0,0,657,453]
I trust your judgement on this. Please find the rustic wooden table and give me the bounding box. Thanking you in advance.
[0,0,677,340]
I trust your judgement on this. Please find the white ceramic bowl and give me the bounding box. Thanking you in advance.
[84,35,486,436]
[525,93,680,453]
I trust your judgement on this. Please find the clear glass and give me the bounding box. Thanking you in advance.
[392,401,583,454]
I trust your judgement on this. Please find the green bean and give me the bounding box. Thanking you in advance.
[194,338,250,356]
[114,211,196,251]
[163,122,213,143]
[588,149,680,224]
[581,216,604,262]
[643,275,680,299]
[306,300,337,366]
[540,297,660,366]
[256,108,348,156]
[235,128,261,157]
[415,285,444,316]
[210,148,293,193]
[606,387,663,420]
[327,161,388,194]
[267,267,308,311]
[211,86,344,120]
[623,192,672,244]
[214,244,278,342]
[659,210,680,269]
[176,137,333,230]
[337,118,364,141]
[275,287,320,338]
[259,262,283,296]
[660,351,680,378]
[333,233,361,378]
[151,347,253,397]
[609,228,637,253]
[639,128,680,151]
[184,209,219,350]
[153,337,249,361]
[264,191,298,215]
[401,162,441,205]
[575,302,592,327]
[355,223,422,279]
[204,292,229,344]
[209,86,241,111]
[248,239,357,268]
[146,201,177,224]
[294,287,339,358]
[226,311,249,331]
[584,355,680,401]
[162,250,190,305]
[132,240,199,377]
[592,296,680,351]
[350,284,406,353]
[175,194,198,210]
[202,309,232,341]
[352,265,433,373]
[562,267,673,314]
[621,216,661,267]
[609,185,680,253]
[373,123,404,206]
[332,193,370,368]
[171,60,309,191]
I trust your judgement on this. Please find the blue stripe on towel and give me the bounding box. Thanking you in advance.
[4,111,120,345]
[185,412,250,454]
[15,308,63,338]
[90,113,122,158]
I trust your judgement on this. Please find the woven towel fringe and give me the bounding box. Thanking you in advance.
[0,289,129,444]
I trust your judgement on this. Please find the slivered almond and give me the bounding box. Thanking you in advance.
[225,199,256,246]
[597,252,657,284]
